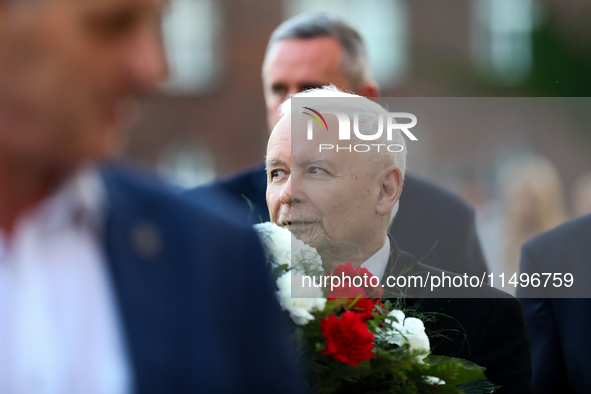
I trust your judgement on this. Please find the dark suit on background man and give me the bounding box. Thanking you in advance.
[381,235,532,394]
[187,165,488,277]
[100,164,303,393]
[517,214,591,394]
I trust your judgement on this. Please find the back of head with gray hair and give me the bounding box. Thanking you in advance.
[279,85,407,222]
[264,13,372,91]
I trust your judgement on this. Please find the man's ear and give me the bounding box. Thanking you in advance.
[357,82,379,99]
[375,165,403,217]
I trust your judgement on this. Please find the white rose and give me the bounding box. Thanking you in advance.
[384,310,430,362]
[276,272,327,326]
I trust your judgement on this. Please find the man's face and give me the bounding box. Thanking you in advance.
[266,115,385,258]
[262,37,351,132]
[0,0,168,170]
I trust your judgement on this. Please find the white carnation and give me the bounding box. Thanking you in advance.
[254,222,293,268]
[254,222,323,275]
[276,272,327,326]
[383,310,430,362]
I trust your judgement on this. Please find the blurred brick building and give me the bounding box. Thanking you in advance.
[125,0,591,206]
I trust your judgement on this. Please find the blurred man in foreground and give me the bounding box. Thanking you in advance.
[265,86,532,394]
[0,0,301,392]
[189,13,488,278]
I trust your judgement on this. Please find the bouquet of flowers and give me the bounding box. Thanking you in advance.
[255,222,500,394]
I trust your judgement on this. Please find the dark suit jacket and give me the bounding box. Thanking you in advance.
[186,164,488,277]
[517,214,591,394]
[382,236,532,394]
[99,164,303,394]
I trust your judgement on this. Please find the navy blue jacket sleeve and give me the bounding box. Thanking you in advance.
[101,166,303,393]
[519,243,572,394]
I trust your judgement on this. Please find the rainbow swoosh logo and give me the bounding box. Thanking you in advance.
[302,107,328,131]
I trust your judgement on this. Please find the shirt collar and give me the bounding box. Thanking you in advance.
[0,164,107,242]
[360,237,390,281]
[0,164,106,258]
[42,164,106,233]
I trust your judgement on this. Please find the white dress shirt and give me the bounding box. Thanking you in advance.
[360,238,391,282]
[0,167,132,394]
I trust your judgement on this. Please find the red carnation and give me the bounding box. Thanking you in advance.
[329,262,367,278]
[320,311,375,366]
[327,262,383,300]
[350,298,375,322]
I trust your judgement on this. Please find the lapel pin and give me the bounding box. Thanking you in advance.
[131,221,163,261]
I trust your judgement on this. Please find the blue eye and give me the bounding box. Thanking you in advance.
[270,169,288,180]
[309,167,326,175]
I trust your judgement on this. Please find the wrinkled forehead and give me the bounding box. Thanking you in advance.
[289,114,361,170]
[266,117,292,161]
[290,111,343,150]
[267,114,340,165]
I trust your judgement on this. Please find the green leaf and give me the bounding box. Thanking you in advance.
[424,355,488,386]
[272,264,290,276]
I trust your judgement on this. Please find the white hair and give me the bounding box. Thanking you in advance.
[278,85,407,222]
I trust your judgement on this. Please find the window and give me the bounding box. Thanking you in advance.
[157,142,216,188]
[162,0,223,94]
[472,0,537,85]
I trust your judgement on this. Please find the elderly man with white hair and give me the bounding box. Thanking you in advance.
[188,12,488,280]
[267,86,406,272]
[266,86,532,394]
